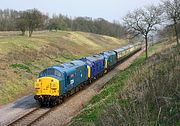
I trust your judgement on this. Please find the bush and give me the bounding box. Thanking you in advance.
[10,63,32,73]
[99,46,180,126]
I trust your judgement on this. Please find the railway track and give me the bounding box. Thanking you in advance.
[2,49,144,126]
[7,107,53,126]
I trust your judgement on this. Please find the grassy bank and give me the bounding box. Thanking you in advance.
[0,31,127,105]
[98,45,180,126]
[70,50,146,126]
[70,41,179,126]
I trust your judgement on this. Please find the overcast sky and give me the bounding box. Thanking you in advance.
[0,0,161,22]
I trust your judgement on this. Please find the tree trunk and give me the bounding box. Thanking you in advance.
[29,30,33,37]
[22,30,25,36]
[174,19,179,45]
[20,28,25,36]
[145,35,148,59]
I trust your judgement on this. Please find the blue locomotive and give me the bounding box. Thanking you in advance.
[80,54,105,81]
[34,43,142,106]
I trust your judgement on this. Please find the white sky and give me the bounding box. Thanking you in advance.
[0,0,161,22]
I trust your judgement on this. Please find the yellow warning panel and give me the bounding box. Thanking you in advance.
[34,77,59,96]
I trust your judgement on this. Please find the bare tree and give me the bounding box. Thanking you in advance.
[162,0,180,45]
[16,11,27,35]
[25,9,43,37]
[123,5,162,58]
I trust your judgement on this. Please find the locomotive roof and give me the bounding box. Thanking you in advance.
[39,60,86,78]
[82,54,104,62]
[51,60,86,72]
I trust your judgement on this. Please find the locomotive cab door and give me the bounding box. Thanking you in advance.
[65,72,75,91]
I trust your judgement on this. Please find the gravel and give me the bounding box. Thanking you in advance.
[34,49,144,126]
[0,49,144,126]
[0,95,38,126]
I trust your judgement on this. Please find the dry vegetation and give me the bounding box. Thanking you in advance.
[70,40,179,126]
[99,45,180,126]
[0,31,127,105]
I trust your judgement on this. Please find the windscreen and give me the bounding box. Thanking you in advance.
[39,68,62,77]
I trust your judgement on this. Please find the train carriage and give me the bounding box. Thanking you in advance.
[113,43,141,61]
[113,47,125,61]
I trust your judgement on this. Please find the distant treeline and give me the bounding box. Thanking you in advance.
[0,9,126,38]
[0,8,179,40]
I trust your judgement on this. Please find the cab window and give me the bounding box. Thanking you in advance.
[54,70,62,77]
[39,68,62,77]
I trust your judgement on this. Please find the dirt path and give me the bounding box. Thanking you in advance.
[33,49,145,126]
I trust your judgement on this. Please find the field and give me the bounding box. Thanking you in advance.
[0,31,127,105]
[70,40,180,126]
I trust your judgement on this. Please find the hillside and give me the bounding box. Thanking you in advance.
[0,31,127,105]
[70,40,179,126]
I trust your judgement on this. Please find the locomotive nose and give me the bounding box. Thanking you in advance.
[34,77,59,96]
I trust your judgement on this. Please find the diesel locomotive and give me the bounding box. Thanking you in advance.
[34,43,142,106]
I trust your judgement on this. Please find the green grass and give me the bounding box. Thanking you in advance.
[97,45,180,126]
[0,31,127,55]
[70,54,146,126]
[10,63,32,73]
[70,40,177,126]
[148,39,175,55]
[0,30,127,105]
[0,79,33,104]
[0,36,45,54]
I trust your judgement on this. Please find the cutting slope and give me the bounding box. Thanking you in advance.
[0,31,127,105]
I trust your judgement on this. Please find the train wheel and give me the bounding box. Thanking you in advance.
[39,101,44,107]
[104,69,107,74]
[64,93,68,98]
[50,101,56,107]
[75,86,79,92]
[58,99,63,104]
[46,101,50,107]
[88,79,92,84]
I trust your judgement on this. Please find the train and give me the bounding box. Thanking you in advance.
[34,42,142,106]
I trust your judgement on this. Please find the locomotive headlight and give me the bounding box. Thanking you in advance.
[51,79,56,82]
[36,89,39,93]
[37,79,41,82]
